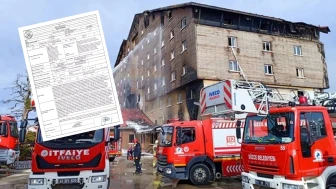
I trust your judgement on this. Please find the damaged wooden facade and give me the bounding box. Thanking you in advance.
[113,2,330,125]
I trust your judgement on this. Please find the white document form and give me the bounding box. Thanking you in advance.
[18,11,123,141]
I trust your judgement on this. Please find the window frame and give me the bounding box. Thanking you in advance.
[181,17,187,29]
[228,36,237,47]
[294,45,302,56]
[229,60,240,72]
[296,68,305,78]
[264,64,273,75]
[178,127,196,144]
[263,41,272,51]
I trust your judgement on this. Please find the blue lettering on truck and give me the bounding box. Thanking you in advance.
[209,90,220,100]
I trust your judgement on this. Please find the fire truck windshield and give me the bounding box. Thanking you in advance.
[242,112,295,144]
[159,126,173,147]
[37,129,104,145]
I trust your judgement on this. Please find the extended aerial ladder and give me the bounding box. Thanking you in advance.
[200,46,336,119]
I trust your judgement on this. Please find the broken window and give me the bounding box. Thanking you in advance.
[263,41,272,51]
[154,46,157,54]
[296,68,304,78]
[147,69,150,77]
[147,86,150,94]
[264,65,273,74]
[154,64,157,72]
[154,82,157,91]
[160,14,164,28]
[294,46,302,55]
[147,52,150,60]
[229,60,240,71]
[168,11,172,20]
[181,17,187,29]
[223,18,233,25]
[228,37,237,47]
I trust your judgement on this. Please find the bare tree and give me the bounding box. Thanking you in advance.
[1,72,32,120]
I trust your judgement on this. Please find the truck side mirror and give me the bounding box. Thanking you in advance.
[176,126,182,145]
[113,125,120,141]
[19,128,26,143]
[0,122,7,136]
[236,120,241,139]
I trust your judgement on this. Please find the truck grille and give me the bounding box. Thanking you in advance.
[36,154,101,169]
[248,163,279,173]
[0,149,8,163]
[157,154,167,166]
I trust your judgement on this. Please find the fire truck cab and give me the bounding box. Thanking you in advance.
[218,78,336,189]
[155,80,246,185]
[19,100,120,189]
[0,114,20,165]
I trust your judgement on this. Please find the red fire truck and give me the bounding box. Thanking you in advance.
[108,129,121,162]
[0,114,20,165]
[19,100,120,189]
[211,79,336,188]
[154,81,245,185]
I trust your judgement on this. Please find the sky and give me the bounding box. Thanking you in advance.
[0,0,335,116]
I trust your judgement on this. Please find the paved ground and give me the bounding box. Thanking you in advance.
[0,156,242,189]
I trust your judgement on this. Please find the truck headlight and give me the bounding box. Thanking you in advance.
[242,176,249,183]
[29,178,44,185]
[165,168,172,174]
[283,183,303,189]
[91,175,106,183]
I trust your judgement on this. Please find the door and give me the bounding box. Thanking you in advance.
[298,111,332,176]
[174,126,201,166]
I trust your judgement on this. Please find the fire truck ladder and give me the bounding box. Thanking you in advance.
[233,80,298,115]
[229,46,250,85]
[202,80,298,118]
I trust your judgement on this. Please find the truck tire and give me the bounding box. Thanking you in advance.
[327,176,336,189]
[109,157,115,162]
[189,163,211,185]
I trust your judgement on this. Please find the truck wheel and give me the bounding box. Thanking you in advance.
[327,176,336,189]
[189,163,211,185]
[109,157,115,162]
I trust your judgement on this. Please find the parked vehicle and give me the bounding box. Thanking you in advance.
[19,100,120,189]
[0,114,20,165]
[154,80,246,185]
[109,129,121,162]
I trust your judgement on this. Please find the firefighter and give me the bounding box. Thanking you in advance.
[153,140,158,168]
[133,139,142,174]
[127,145,133,160]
